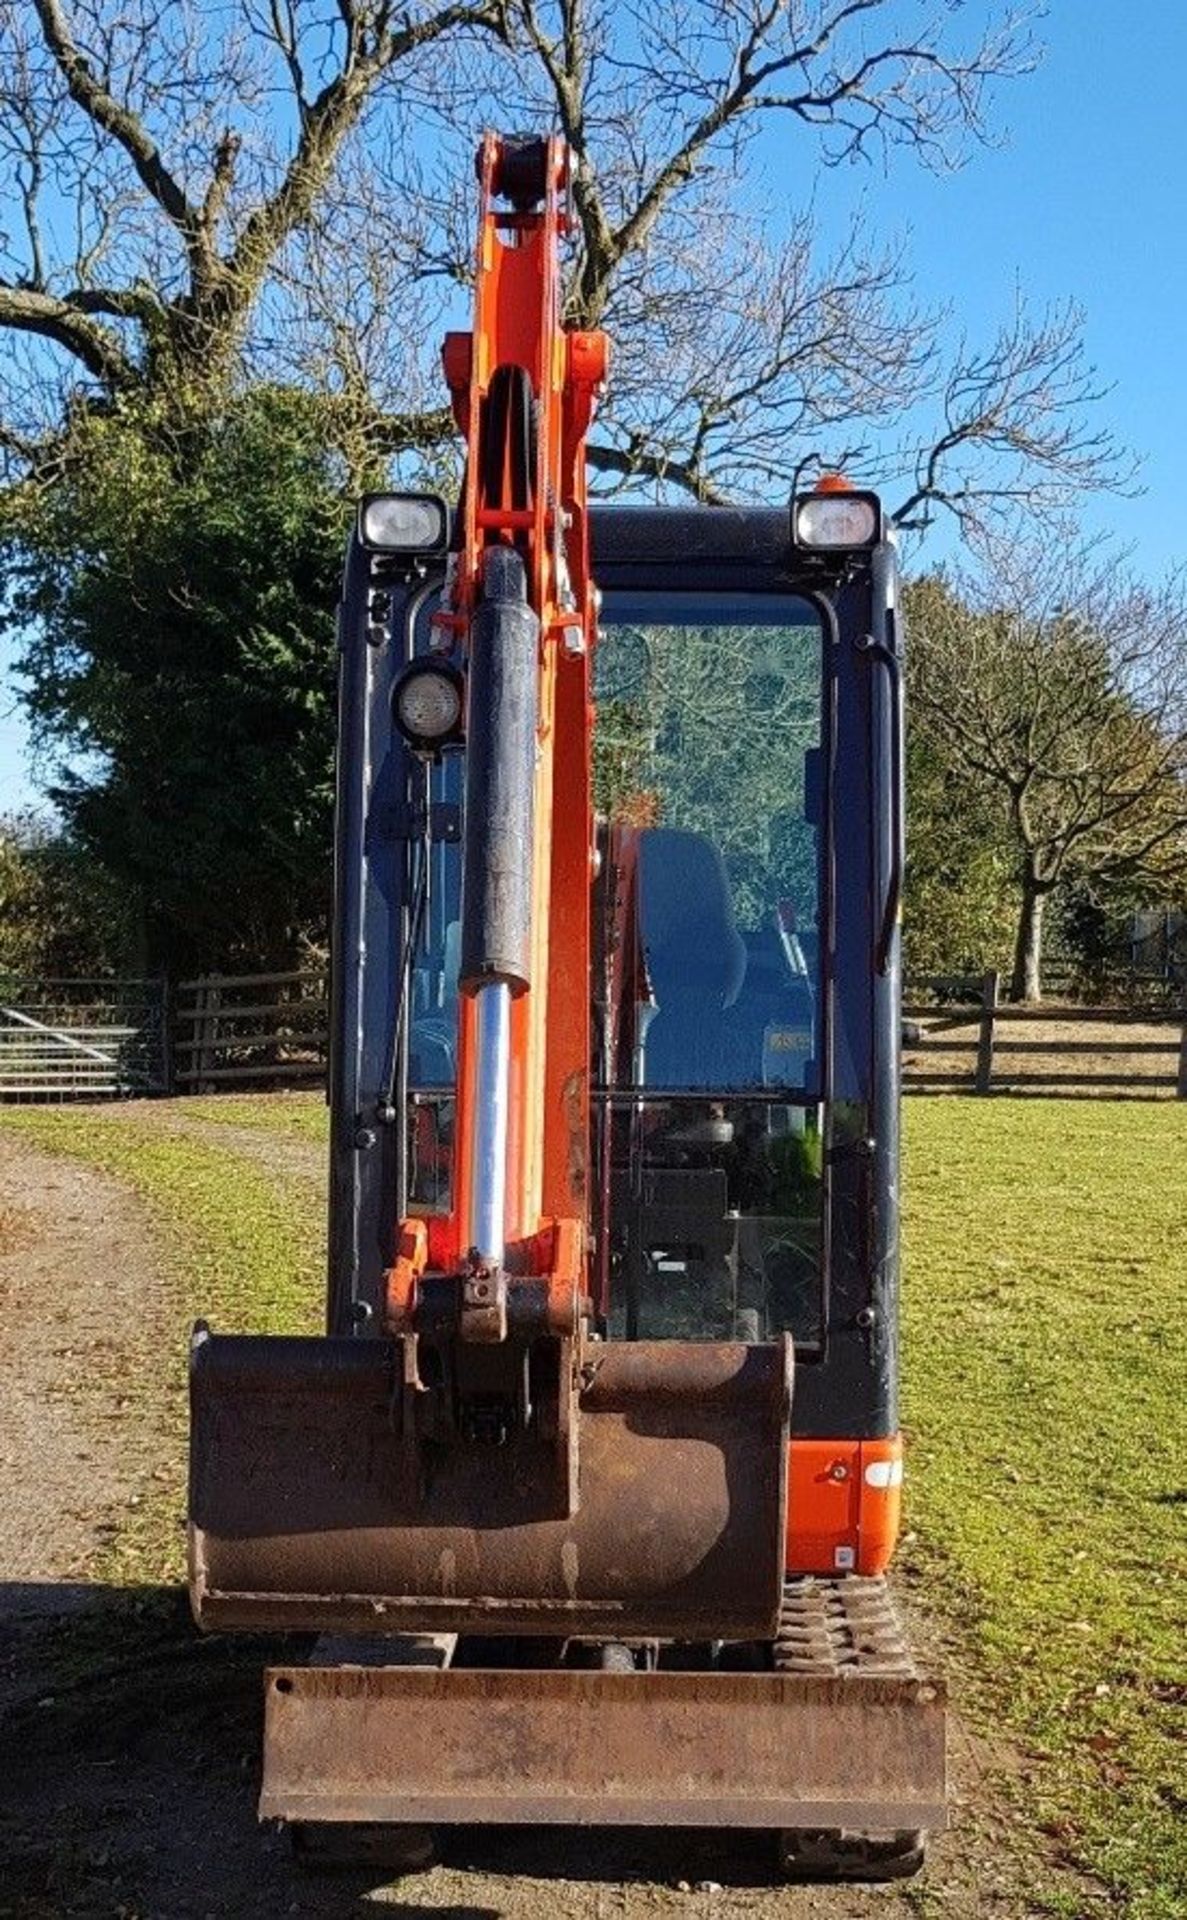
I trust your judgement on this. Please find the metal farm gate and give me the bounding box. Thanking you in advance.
[0,979,168,1101]
[1130,910,1187,987]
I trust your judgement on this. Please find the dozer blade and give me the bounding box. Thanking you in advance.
[189,1332,790,1641]
[258,1578,946,1835]
[259,1663,946,1832]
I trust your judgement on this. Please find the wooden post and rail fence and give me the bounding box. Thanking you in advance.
[2,967,1185,1100]
[904,970,1187,1100]
[172,970,328,1091]
[159,965,1187,1099]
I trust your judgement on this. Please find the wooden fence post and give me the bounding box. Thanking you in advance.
[159,975,174,1096]
[1177,988,1187,1101]
[195,975,221,1093]
[975,970,999,1095]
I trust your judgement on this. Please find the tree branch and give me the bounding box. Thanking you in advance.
[227,3,502,302]
[0,283,138,389]
[30,0,200,239]
[363,403,457,456]
[586,438,729,505]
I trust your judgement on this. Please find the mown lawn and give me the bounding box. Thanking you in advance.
[901,1099,1186,1920]
[1,1093,1182,1917]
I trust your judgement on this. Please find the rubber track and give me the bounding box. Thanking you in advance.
[772,1577,917,1679]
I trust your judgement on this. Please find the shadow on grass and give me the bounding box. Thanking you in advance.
[0,1582,499,1918]
[0,1582,788,1918]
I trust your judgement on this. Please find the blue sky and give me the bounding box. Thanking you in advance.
[2,1,1184,814]
[856,0,1187,575]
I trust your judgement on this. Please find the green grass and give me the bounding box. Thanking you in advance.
[1,1094,1182,1915]
[0,1104,323,1585]
[175,1089,329,1143]
[902,1099,1187,1920]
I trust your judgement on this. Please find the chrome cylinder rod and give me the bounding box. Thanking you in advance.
[467,980,512,1267]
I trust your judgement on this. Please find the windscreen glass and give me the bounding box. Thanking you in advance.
[594,593,827,1350]
[401,586,830,1353]
[596,594,824,1093]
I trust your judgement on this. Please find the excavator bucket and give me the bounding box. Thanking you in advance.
[189,1330,791,1642]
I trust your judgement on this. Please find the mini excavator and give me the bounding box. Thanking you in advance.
[189,134,946,1879]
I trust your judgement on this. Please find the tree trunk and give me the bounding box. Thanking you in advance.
[1010,882,1046,1002]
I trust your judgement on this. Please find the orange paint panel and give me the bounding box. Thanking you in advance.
[385,1218,428,1331]
[425,1216,452,1274]
[539,648,591,1222]
[786,1440,860,1575]
[785,1435,903,1577]
[856,1436,904,1576]
[450,992,477,1263]
[505,988,530,1241]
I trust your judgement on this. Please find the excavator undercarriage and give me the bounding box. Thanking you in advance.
[259,1579,942,1844]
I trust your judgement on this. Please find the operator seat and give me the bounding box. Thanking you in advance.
[637,827,746,1086]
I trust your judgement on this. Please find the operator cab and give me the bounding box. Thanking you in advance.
[397,580,828,1348]
[331,497,903,1452]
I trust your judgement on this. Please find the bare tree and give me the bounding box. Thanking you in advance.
[908,541,1187,1000]
[890,294,1131,538]
[0,0,501,474]
[0,0,1132,525]
[376,0,1132,522]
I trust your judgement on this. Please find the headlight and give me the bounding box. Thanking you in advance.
[392,659,465,753]
[360,492,449,553]
[792,487,881,550]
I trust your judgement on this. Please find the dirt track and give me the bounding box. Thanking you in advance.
[0,1125,1044,1920]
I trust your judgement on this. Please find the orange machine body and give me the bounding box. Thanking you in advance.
[787,1436,904,1577]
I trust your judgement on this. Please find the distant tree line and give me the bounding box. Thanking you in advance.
[0,806,139,977]
[2,389,347,978]
[905,550,1187,999]
[5,501,1184,1000]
